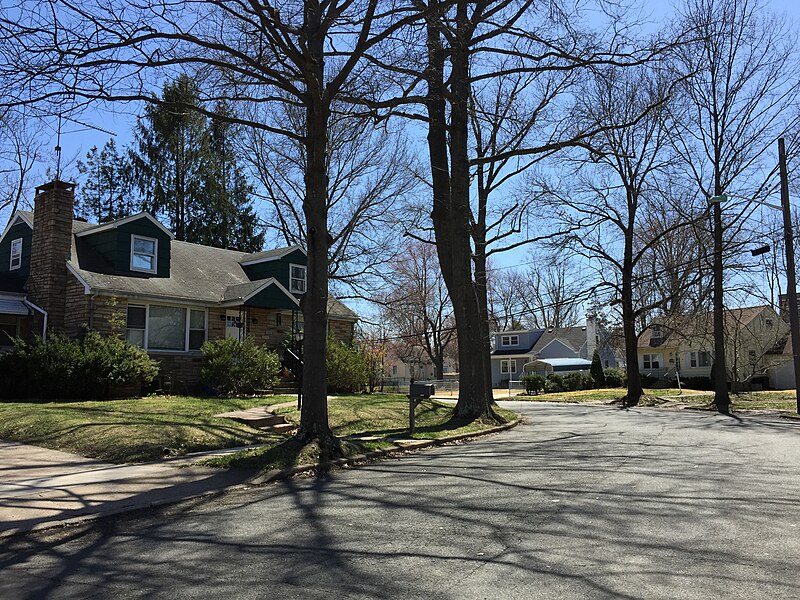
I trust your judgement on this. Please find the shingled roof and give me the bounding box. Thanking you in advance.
[12,211,357,320]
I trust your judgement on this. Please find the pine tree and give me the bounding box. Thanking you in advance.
[132,78,264,250]
[188,102,264,252]
[131,74,206,240]
[590,349,606,388]
[76,138,135,223]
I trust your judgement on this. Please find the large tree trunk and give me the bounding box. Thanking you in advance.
[622,210,644,406]
[296,0,336,444]
[712,199,731,413]
[425,3,498,422]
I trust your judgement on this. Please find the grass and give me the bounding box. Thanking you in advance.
[204,394,517,471]
[510,387,799,412]
[0,393,518,468]
[0,395,296,463]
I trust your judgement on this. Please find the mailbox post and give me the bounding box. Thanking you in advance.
[408,382,435,434]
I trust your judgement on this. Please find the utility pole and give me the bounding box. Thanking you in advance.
[778,138,800,415]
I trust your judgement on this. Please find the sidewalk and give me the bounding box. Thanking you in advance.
[0,441,255,538]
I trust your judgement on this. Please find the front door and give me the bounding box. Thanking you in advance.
[226,309,245,341]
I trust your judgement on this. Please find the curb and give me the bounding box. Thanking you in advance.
[2,417,522,539]
[248,417,522,485]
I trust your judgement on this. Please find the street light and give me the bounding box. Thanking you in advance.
[714,138,800,415]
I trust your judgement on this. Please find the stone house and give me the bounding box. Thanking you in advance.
[0,180,357,392]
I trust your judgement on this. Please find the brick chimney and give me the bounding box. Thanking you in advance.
[28,181,76,333]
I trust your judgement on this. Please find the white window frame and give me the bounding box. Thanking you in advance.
[125,303,208,352]
[501,334,519,347]
[9,238,22,270]
[500,359,517,374]
[130,235,158,274]
[289,263,307,294]
[643,353,661,369]
[688,350,710,368]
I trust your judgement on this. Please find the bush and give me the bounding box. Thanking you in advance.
[327,336,369,394]
[604,368,627,388]
[545,374,566,393]
[682,376,714,391]
[563,371,595,391]
[590,350,606,387]
[0,332,159,400]
[521,374,546,395]
[640,373,658,388]
[201,337,281,396]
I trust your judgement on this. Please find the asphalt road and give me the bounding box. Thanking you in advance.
[2,402,799,599]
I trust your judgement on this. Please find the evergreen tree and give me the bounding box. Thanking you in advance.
[76,138,135,223]
[189,102,264,252]
[590,350,606,388]
[131,74,206,241]
[132,78,264,250]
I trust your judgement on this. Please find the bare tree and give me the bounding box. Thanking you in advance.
[515,254,584,330]
[0,108,45,217]
[669,0,800,412]
[381,239,456,379]
[537,63,697,404]
[245,106,420,299]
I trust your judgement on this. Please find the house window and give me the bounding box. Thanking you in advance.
[688,351,710,368]
[130,235,158,273]
[9,238,22,270]
[392,365,397,376]
[126,304,207,351]
[0,315,19,346]
[651,326,663,339]
[289,264,307,294]
[643,354,660,369]
[501,335,519,347]
[125,305,146,347]
[765,318,774,328]
[276,313,282,326]
[748,349,757,364]
[189,309,206,350]
[501,359,517,374]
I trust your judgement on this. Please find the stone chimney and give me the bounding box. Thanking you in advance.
[586,311,597,358]
[28,181,76,333]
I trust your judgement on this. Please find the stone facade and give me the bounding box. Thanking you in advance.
[27,181,75,333]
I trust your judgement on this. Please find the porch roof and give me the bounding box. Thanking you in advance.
[0,296,31,316]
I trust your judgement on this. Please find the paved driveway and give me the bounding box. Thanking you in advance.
[1,403,798,599]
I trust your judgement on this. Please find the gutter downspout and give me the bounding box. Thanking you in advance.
[23,299,48,342]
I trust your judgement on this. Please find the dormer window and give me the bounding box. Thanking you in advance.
[289,264,307,294]
[131,235,158,273]
[501,334,519,346]
[651,326,663,339]
[9,238,22,270]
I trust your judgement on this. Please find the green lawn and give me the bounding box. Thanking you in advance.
[0,394,517,467]
[510,387,798,412]
[205,395,517,470]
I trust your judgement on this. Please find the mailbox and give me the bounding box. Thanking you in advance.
[409,383,435,398]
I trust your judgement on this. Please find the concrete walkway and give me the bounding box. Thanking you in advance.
[0,441,254,537]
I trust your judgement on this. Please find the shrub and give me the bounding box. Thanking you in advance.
[545,374,566,393]
[563,371,594,391]
[326,336,369,394]
[521,374,546,395]
[640,373,658,388]
[201,337,281,396]
[603,368,627,388]
[0,332,159,400]
[590,350,606,387]
[682,376,714,391]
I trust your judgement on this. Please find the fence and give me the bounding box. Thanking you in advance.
[380,377,459,396]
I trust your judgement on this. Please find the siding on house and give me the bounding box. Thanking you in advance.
[0,221,34,280]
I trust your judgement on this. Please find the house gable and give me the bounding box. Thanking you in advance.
[242,248,307,292]
[0,218,34,281]
[537,338,578,359]
[78,215,172,278]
